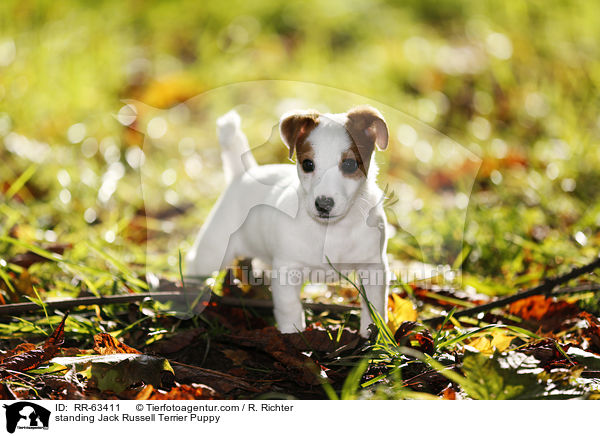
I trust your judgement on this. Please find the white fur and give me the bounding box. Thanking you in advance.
[186,109,390,337]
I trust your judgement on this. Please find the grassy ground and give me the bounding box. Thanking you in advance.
[0,0,600,399]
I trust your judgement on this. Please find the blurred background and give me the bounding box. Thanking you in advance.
[1,0,599,308]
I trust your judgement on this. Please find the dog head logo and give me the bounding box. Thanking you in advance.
[3,402,51,433]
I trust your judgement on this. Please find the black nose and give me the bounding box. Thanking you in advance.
[315,196,335,214]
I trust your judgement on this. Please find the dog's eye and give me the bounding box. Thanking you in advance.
[341,159,358,174]
[301,159,315,173]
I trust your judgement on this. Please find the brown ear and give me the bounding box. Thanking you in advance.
[279,111,320,159]
[345,106,389,154]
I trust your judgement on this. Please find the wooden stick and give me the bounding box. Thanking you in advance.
[0,289,358,316]
[423,256,600,325]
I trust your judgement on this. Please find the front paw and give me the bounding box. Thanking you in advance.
[274,309,306,334]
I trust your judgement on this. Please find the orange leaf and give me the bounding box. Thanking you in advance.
[141,383,219,400]
[508,295,579,331]
[93,333,141,355]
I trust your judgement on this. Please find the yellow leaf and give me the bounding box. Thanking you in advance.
[387,294,417,333]
[468,330,515,354]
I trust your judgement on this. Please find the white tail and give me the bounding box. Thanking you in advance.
[216,110,257,183]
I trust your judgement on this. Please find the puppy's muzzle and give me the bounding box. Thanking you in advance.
[315,196,335,216]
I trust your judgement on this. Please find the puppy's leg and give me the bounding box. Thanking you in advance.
[186,228,236,277]
[357,264,389,337]
[185,198,244,277]
[271,265,305,333]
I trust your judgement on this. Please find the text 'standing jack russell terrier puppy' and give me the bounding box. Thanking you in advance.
[186,105,391,337]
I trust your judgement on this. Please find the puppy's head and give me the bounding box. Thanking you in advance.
[280,105,388,223]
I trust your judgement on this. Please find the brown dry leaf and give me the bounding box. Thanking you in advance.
[394,321,435,355]
[14,271,36,298]
[171,363,260,394]
[508,295,579,331]
[0,313,68,378]
[0,343,37,364]
[203,304,268,331]
[8,243,71,269]
[520,338,573,370]
[284,327,361,353]
[222,349,249,366]
[0,382,16,399]
[228,367,248,378]
[226,327,321,385]
[122,215,152,244]
[93,333,141,355]
[147,328,203,355]
[35,374,85,400]
[143,383,219,400]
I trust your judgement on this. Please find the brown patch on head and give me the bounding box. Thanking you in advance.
[279,111,320,160]
[344,105,389,176]
[296,140,314,164]
[340,147,366,179]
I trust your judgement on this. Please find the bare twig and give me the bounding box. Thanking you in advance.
[423,256,600,325]
[0,292,180,316]
[0,288,358,316]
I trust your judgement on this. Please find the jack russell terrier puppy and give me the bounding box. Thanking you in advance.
[186,105,390,337]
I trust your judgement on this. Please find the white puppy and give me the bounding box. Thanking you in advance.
[186,106,390,337]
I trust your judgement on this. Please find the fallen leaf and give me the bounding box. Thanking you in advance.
[226,327,322,385]
[0,343,37,363]
[52,353,174,394]
[13,270,36,298]
[461,350,545,400]
[387,294,418,333]
[468,330,515,354]
[171,363,260,393]
[93,333,141,355]
[0,313,68,378]
[146,328,203,355]
[222,349,249,366]
[284,326,361,353]
[519,339,573,371]
[441,386,457,400]
[394,321,435,355]
[8,244,71,269]
[508,295,579,331]
[0,382,16,400]
[34,374,84,400]
[141,383,219,400]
